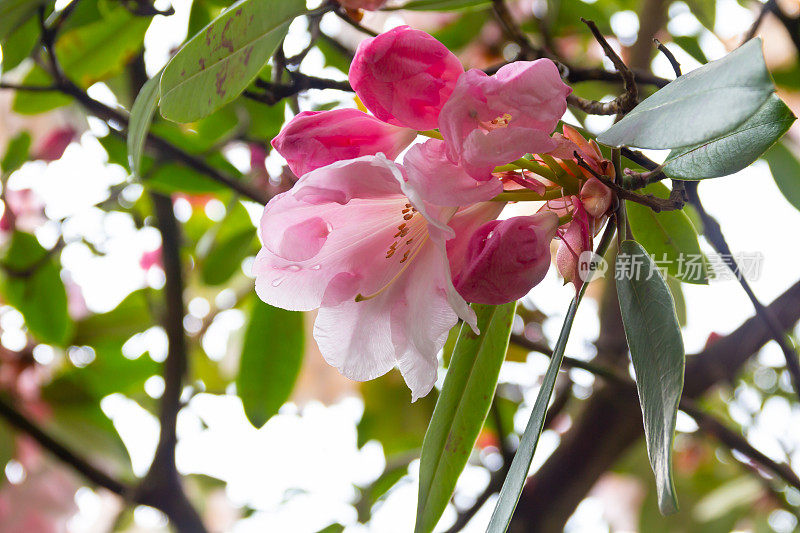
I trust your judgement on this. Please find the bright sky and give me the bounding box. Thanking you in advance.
[4,0,800,531]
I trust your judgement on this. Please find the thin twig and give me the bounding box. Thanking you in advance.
[568,18,638,115]
[333,6,379,37]
[0,396,130,496]
[574,151,683,211]
[492,0,546,61]
[654,38,682,77]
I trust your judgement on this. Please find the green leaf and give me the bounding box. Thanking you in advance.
[0,0,48,42]
[358,370,436,455]
[597,39,774,149]
[487,224,614,533]
[1,232,72,345]
[0,15,39,71]
[400,0,492,11]
[616,240,684,515]
[13,7,150,114]
[764,140,800,213]
[73,289,153,345]
[146,163,226,194]
[236,299,304,428]
[1,131,31,175]
[0,419,15,468]
[684,0,715,29]
[663,94,796,180]
[667,277,687,327]
[128,72,162,180]
[415,302,516,533]
[201,227,256,285]
[626,183,708,284]
[159,0,306,122]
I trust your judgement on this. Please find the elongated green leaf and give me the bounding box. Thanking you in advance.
[400,0,492,10]
[159,0,306,122]
[1,131,31,175]
[236,299,304,428]
[201,227,256,285]
[146,163,226,194]
[626,183,707,284]
[488,224,615,533]
[764,141,800,213]
[128,72,162,180]
[415,302,516,533]
[1,232,71,345]
[663,94,796,179]
[0,0,48,42]
[616,240,684,515]
[597,39,774,149]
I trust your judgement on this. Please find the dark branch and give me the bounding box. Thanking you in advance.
[0,396,130,497]
[567,19,638,115]
[654,38,682,77]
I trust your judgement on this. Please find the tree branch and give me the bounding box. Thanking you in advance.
[0,396,130,497]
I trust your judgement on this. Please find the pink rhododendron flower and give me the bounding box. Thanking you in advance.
[438,60,571,180]
[403,139,503,206]
[555,200,603,291]
[271,109,416,178]
[254,154,500,399]
[338,0,387,9]
[34,127,77,162]
[140,247,162,271]
[452,212,558,304]
[349,26,464,131]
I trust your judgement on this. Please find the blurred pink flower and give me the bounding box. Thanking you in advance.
[254,154,499,399]
[139,247,162,271]
[438,60,571,180]
[34,127,77,162]
[0,463,78,533]
[452,212,558,304]
[271,109,416,177]
[0,188,46,233]
[349,26,464,131]
[580,177,613,218]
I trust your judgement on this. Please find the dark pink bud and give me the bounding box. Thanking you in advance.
[349,26,464,130]
[35,127,76,162]
[271,109,416,177]
[453,212,559,305]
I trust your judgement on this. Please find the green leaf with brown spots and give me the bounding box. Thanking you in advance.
[159,0,306,122]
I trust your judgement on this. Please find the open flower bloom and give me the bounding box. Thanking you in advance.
[453,212,559,305]
[349,26,464,131]
[438,60,571,180]
[271,109,417,178]
[254,154,501,399]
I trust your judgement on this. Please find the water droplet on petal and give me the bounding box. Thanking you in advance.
[311,264,321,270]
[271,278,284,287]
[287,265,301,272]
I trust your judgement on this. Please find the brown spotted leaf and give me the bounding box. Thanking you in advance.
[159,0,306,122]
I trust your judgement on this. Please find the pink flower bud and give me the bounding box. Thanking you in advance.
[271,109,416,177]
[453,212,559,305]
[579,177,613,218]
[349,26,464,130]
[35,127,76,162]
[338,0,387,9]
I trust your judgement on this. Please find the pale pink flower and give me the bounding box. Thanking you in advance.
[555,200,605,291]
[338,0,387,9]
[438,60,571,180]
[139,247,162,271]
[349,26,464,131]
[452,212,558,304]
[254,154,500,399]
[271,109,416,178]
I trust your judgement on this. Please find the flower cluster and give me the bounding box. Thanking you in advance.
[256,26,613,399]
